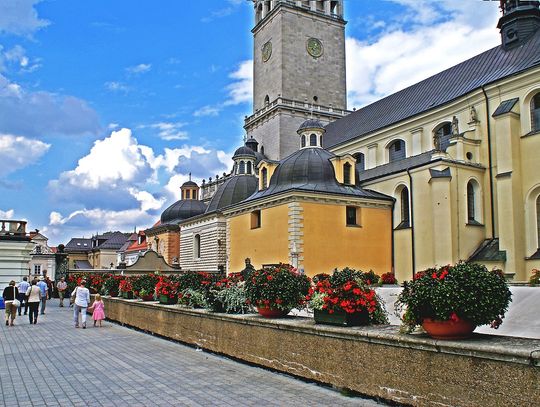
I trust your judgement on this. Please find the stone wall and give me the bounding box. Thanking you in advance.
[103,297,540,407]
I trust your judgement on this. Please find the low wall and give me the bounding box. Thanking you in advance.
[103,297,540,407]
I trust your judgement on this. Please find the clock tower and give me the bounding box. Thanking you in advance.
[245,0,349,160]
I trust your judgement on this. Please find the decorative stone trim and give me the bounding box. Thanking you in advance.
[288,202,304,269]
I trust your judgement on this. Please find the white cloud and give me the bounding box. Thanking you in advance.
[194,105,221,117]
[0,45,41,72]
[346,1,500,108]
[49,208,156,233]
[105,81,129,92]
[0,209,15,219]
[0,0,49,36]
[0,134,50,177]
[0,73,101,138]
[225,60,253,106]
[145,121,189,141]
[126,63,152,74]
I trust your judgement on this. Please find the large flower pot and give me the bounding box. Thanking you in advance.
[159,294,177,305]
[422,318,476,340]
[256,306,290,318]
[314,309,369,327]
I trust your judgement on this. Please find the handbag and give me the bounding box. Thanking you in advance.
[12,287,20,308]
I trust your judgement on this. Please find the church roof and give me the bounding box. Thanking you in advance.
[324,29,540,149]
[160,199,207,225]
[246,148,392,202]
[233,145,256,159]
[206,175,258,213]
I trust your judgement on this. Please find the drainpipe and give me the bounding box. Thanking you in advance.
[481,86,496,239]
[406,168,416,278]
[391,200,395,276]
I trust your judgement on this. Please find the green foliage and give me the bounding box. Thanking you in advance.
[178,288,207,308]
[329,267,380,286]
[530,269,540,286]
[176,271,213,292]
[132,274,159,296]
[214,283,252,314]
[395,262,512,332]
[245,264,311,311]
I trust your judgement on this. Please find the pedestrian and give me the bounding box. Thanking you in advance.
[45,276,54,300]
[26,280,42,324]
[88,294,106,328]
[57,277,67,307]
[36,277,48,315]
[2,281,19,327]
[71,280,90,329]
[16,276,30,316]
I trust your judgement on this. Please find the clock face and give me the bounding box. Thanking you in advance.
[262,41,272,62]
[307,38,323,58]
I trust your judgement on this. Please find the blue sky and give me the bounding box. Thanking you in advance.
[0,0,501,245]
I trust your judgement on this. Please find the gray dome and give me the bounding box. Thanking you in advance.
[245,137,259,151]
[206,175,258,213]
[297,119,325,134]
[233,146,256,159]
[160,199,207,224]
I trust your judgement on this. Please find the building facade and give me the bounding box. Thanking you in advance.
[0,220,33,289]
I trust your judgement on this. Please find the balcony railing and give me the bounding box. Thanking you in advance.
[0,219,29,239]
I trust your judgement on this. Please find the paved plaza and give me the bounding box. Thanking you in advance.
[0,300,387,407]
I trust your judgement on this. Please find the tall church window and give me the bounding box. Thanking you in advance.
[346,206,359,226]
[247,161,252,174]
[354,153,365,171]
[261,168,268,189]
[310,133,317,146]
[434,122,452,151]
[399,187,410,228]
[531,92,540,132]
[301,135,306,148]
[388,139,406,162]
[239,161,245,174]
[194,234,201,259]
[467,182,475,222]
[343,162,352,185]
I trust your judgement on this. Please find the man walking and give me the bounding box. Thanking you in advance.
[72,280,90,329]
[16,277,30,316]
[57,277,67,307]
[36,277,48,315]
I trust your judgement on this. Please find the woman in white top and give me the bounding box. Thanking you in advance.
[26,280,42,324]
[72,280,91,329]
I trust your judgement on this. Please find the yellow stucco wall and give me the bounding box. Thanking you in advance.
[228,205,290,272]
[301,202,392,277]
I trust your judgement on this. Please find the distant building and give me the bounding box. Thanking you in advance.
[0,220,33,289]
[64,231,131,270]
[28,230,56,279]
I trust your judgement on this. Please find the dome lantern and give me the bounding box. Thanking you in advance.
[232,145,257,175]
[297,119,325,149]
[180,174,200,200]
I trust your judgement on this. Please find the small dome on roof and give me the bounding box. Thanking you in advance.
[233,145,256,159]
[181,180,198,188]
[297,119,325,134]
[245,137,259,151]
[160,199,207,224]
[206,175,258,212]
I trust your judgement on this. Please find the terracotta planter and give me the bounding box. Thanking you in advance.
[422,318,476,340]
[314,309,369,327]
[256,306,290,318]
[159,294,177,305]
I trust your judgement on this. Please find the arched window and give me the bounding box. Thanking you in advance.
[301,135,306,148]
[239,161,245,174]
[399,187,410,228]
[434,122,452,151]
[343,162,352,185]
[261,167,268,189]
[264,95,270,106]
[309,133,317,146]
[185,190,191,199]
[247,161,252,174]
[194,234,201,258]
[467,181,476,222]
[531,92,540,132]
[354,153,365,171]
[536,195,540,251]
[388,139,406,162]
[260,146,265,156]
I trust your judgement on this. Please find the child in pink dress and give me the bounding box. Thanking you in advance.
[89,294,106,327]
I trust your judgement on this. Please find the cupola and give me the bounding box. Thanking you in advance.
[232,145,257,175]
[498,0,540,49]
[180,177,199,200]
[297,119,325,149]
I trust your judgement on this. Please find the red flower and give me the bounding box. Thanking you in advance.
[450,312,459,322]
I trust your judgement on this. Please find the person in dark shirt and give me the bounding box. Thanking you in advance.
[2,281,19,327]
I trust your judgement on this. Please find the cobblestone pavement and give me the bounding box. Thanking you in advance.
[1,300,387,407]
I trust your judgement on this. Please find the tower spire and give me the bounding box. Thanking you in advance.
[498,0,540,49]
